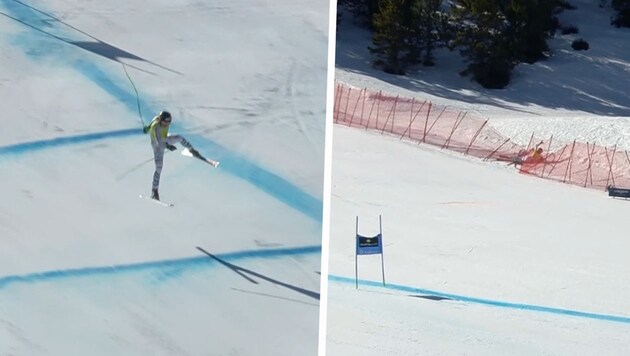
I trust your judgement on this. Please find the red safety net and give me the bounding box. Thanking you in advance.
[334,82,630,190]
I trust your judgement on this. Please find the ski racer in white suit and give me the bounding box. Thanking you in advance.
[146,111,199,200]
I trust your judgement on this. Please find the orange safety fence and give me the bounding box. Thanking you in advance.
[333,82,630,190]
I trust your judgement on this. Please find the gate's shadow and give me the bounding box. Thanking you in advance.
[196,246,320,300]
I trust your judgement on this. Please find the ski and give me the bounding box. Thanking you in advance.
[139,194,174,207]
[182,149,220,168]
[197,156,220,168]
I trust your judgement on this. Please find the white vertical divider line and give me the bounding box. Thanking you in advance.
[318,0,338,355]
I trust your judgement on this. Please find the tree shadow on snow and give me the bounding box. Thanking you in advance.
[335,11,630,117]
[1,0,181,76]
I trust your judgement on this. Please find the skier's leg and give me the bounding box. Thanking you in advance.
[152,146,164,198]
[164,135,192,149]
[165,135,193,150]
[152,159,162,190]
[164,134,202,158]
[508,157,522,167]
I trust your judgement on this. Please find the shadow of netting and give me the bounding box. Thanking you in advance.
[334,82,630,191]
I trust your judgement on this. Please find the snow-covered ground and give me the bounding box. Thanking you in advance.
[0,0,328,355]
[327,1,630,354]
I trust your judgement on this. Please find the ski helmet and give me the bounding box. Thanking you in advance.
[159,111,172,122]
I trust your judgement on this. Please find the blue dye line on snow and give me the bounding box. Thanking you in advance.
[73,59,155,118]
[183,135,323,221]
[328,275,630,324]
[0,245,321,290]
[0,129,322,221]
[0,129,139,155]
[0,0,323,222]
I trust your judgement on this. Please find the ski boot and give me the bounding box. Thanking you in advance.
[151,188,160,200]
[189,148,201,159]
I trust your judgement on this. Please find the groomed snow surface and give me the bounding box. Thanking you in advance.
[327,125,630,355]
[327,0,630,354]
[0,0,328,355]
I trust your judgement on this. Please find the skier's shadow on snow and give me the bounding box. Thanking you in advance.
[196,246,320,301]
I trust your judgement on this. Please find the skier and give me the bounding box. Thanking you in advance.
[509,143,545,167]
[146,110,199,200]
[528,147,545,164]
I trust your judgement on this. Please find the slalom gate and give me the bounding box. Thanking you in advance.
[355,215,386,289]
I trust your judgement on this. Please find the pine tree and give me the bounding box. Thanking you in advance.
[340,0,381,29]
[503,0,557,64]
[416,0,450,66]
[369,0,421,74]
[612,0,630,27]
[450,0,518,88]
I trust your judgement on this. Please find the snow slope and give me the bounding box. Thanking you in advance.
[326,125,630,356]
[0,0,328,355]
[327,1,630,354]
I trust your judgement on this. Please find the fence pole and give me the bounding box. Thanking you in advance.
[563,140,576,183]
[423,106,446,144]
[360,87,367,126]
[348,88,363,127]
[442,112,467,150]
[584,142,592,187]
[465,120,488,155]
[611,144,618,188]
[407,98,414,138]
[381,95,399,135]
[375,91,381,130]
[526,131,535,151]
[332,83,337,121]
[333,84,342,123]
[421,102,433,143]
[547,144,568,176]
[391,96,398,134]
[400,100,427,140]
[343,87,351,124]
[411,100,426,140]
[365,91,377,130]
[590,144,596,185]
[605,145,618,188]
[484,138,511,161]
[541,134,553,178]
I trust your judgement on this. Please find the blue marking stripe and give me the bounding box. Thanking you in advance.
[0,245,321,290]
[329,275,630,324]
[0,129,139,155]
